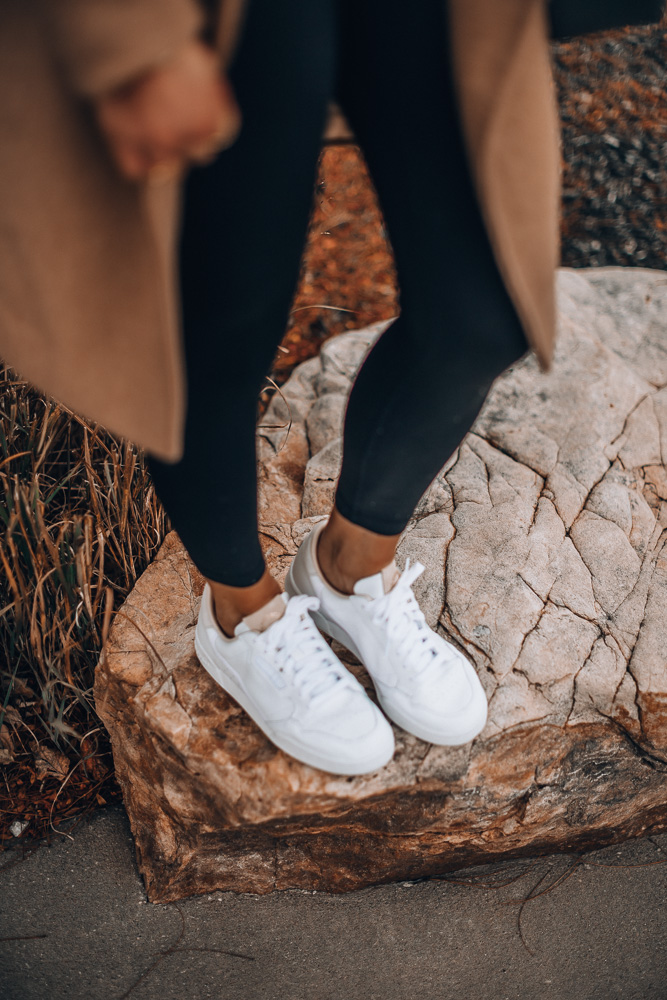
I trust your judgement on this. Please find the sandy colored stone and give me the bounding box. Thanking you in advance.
[301,438,342,518]
[95,268,667,902]
[306,393,347,456]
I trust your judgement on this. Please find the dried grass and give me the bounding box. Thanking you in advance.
[0,144,396,848]
[2,36,666,845]
[0,364,171,846]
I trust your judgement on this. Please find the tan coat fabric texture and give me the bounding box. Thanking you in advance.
[0,0,561,464]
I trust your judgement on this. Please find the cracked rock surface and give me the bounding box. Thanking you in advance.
[95,268,667,901]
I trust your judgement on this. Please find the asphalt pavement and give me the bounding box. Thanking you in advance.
[1,805,666,1000]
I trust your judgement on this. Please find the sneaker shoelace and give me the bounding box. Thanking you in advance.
[363,559,456,676]
[257,594,353,704]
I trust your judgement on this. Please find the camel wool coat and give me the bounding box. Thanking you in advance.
[0,0,560,463]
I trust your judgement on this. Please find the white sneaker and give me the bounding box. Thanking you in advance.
[285,519,488,746]
[194,582,395,775]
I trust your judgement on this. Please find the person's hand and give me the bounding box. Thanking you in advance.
[94,39,241,182]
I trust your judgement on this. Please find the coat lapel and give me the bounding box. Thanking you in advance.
[0,0,559,467]
[214,0,249,66]
[447,0,560,369]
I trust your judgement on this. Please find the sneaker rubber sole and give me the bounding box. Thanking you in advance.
[194,629,394,775]
[284,561,488,747]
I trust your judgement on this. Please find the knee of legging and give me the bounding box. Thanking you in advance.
[181,300,293,382]
[396,304,530,380]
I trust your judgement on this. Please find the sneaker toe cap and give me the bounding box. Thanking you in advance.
[294,695,394,765]
[419,654,480,713]
[391,654,488,744]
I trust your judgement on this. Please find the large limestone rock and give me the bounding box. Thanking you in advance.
[95,268,667,902]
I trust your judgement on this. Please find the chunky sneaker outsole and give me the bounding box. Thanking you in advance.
[194,582,395,775]
[285,519,488,746]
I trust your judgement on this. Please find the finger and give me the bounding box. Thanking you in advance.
[110,136,184,182]
[184,111,243,165]
[146,159,185,184]
[109,138,152,181]
[177,84,242,155]
[187,134,226,163]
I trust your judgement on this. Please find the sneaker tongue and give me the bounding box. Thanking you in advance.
[234,592,288,636]
[352,561,400,600]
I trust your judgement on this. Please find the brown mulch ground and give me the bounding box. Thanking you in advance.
[2,22,667,850]
[260,144,398,407]
[554,24,667,270]
[271,22,667,394]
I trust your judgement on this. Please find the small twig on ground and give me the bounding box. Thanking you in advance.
[0,933,48,942]
[119,902,254,1000]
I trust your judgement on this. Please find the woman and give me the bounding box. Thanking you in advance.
[146,0,560,775]
[0,0,562,774]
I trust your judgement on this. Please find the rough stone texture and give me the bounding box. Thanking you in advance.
[95,268,667,902]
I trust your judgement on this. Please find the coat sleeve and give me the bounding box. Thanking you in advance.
[42,0,205,97]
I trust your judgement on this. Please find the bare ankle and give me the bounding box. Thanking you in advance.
[207,569,281,637]
[317,508,401,594]
[316,529,355,595]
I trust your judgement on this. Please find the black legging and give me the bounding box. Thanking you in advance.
[146,0,529,586]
